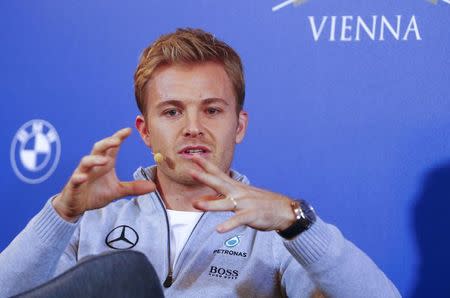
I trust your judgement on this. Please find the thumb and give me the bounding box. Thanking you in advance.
[119,180,156,197]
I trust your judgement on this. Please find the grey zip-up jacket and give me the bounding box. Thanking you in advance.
[0,167,401,297]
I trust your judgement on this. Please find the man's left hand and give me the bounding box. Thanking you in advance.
[190,156,296,233]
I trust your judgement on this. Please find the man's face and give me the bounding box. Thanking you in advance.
[136,62,248,186]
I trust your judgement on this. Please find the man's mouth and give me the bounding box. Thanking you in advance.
[178,146,211,158]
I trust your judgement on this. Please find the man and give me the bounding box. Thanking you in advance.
[0,28,400,297]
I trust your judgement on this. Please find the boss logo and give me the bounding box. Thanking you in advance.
[208,265,239,280]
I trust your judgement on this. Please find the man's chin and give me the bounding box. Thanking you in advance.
[162,171,204,187]
[157,163,203,187]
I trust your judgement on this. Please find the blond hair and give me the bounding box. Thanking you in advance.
[134,28,245,115]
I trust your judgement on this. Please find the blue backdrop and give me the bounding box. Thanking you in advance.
[1,1,449,297]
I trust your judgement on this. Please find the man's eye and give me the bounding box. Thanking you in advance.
[163,109,181,117]
[206,107,221,115]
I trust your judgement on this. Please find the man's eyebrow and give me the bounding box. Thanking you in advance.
[202,98,229,106]
[155,100,184,109]
[155,98,229,109]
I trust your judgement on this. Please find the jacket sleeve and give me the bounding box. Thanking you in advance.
[281,217,401,298]
[0,199,79,297]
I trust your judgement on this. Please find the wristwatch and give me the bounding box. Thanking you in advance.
[277,199,317,240]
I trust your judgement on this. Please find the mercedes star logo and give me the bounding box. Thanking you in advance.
[105,225,139,250]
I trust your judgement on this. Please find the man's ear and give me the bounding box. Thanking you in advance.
[135,115,152,148]
[235,110,248,144]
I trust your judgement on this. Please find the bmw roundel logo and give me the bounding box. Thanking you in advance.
[10,119,61,184]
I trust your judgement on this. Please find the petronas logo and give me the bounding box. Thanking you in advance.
[224,235,241,248]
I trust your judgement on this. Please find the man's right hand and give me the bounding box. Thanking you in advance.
[52,128,156,222]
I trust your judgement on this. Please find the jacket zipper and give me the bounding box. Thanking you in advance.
[155,191,207,288]
[140,167,209,288]
[141,168,173,288]
[155,191,173,288]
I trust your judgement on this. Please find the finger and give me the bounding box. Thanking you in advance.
[91,137,121,155]
[114,127,132,140]
[191,195,219,211]
[91,128,131,155]
[216,212,250,233]
[189,168,233,195]
[190,155,230,180]
[193,195,236,212]
[118,180,157,197]
[105,145,120,159]
[77,155,109,173]
[106,128,132,158]
[70,173,88,188]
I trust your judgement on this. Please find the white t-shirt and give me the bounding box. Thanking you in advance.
[166,209,203,268]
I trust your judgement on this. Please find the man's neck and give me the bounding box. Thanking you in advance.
[155,169,218,211]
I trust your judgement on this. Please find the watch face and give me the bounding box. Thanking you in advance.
[300,200,317,223]
[277,199,317,239]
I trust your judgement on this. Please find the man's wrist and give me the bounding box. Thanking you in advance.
[277,199,317,240]
[52,195,81,223]
[276,198,297,231]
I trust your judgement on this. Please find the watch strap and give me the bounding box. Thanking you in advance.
[277,200,316,240]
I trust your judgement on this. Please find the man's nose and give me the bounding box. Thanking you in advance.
[182,112,204,138]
